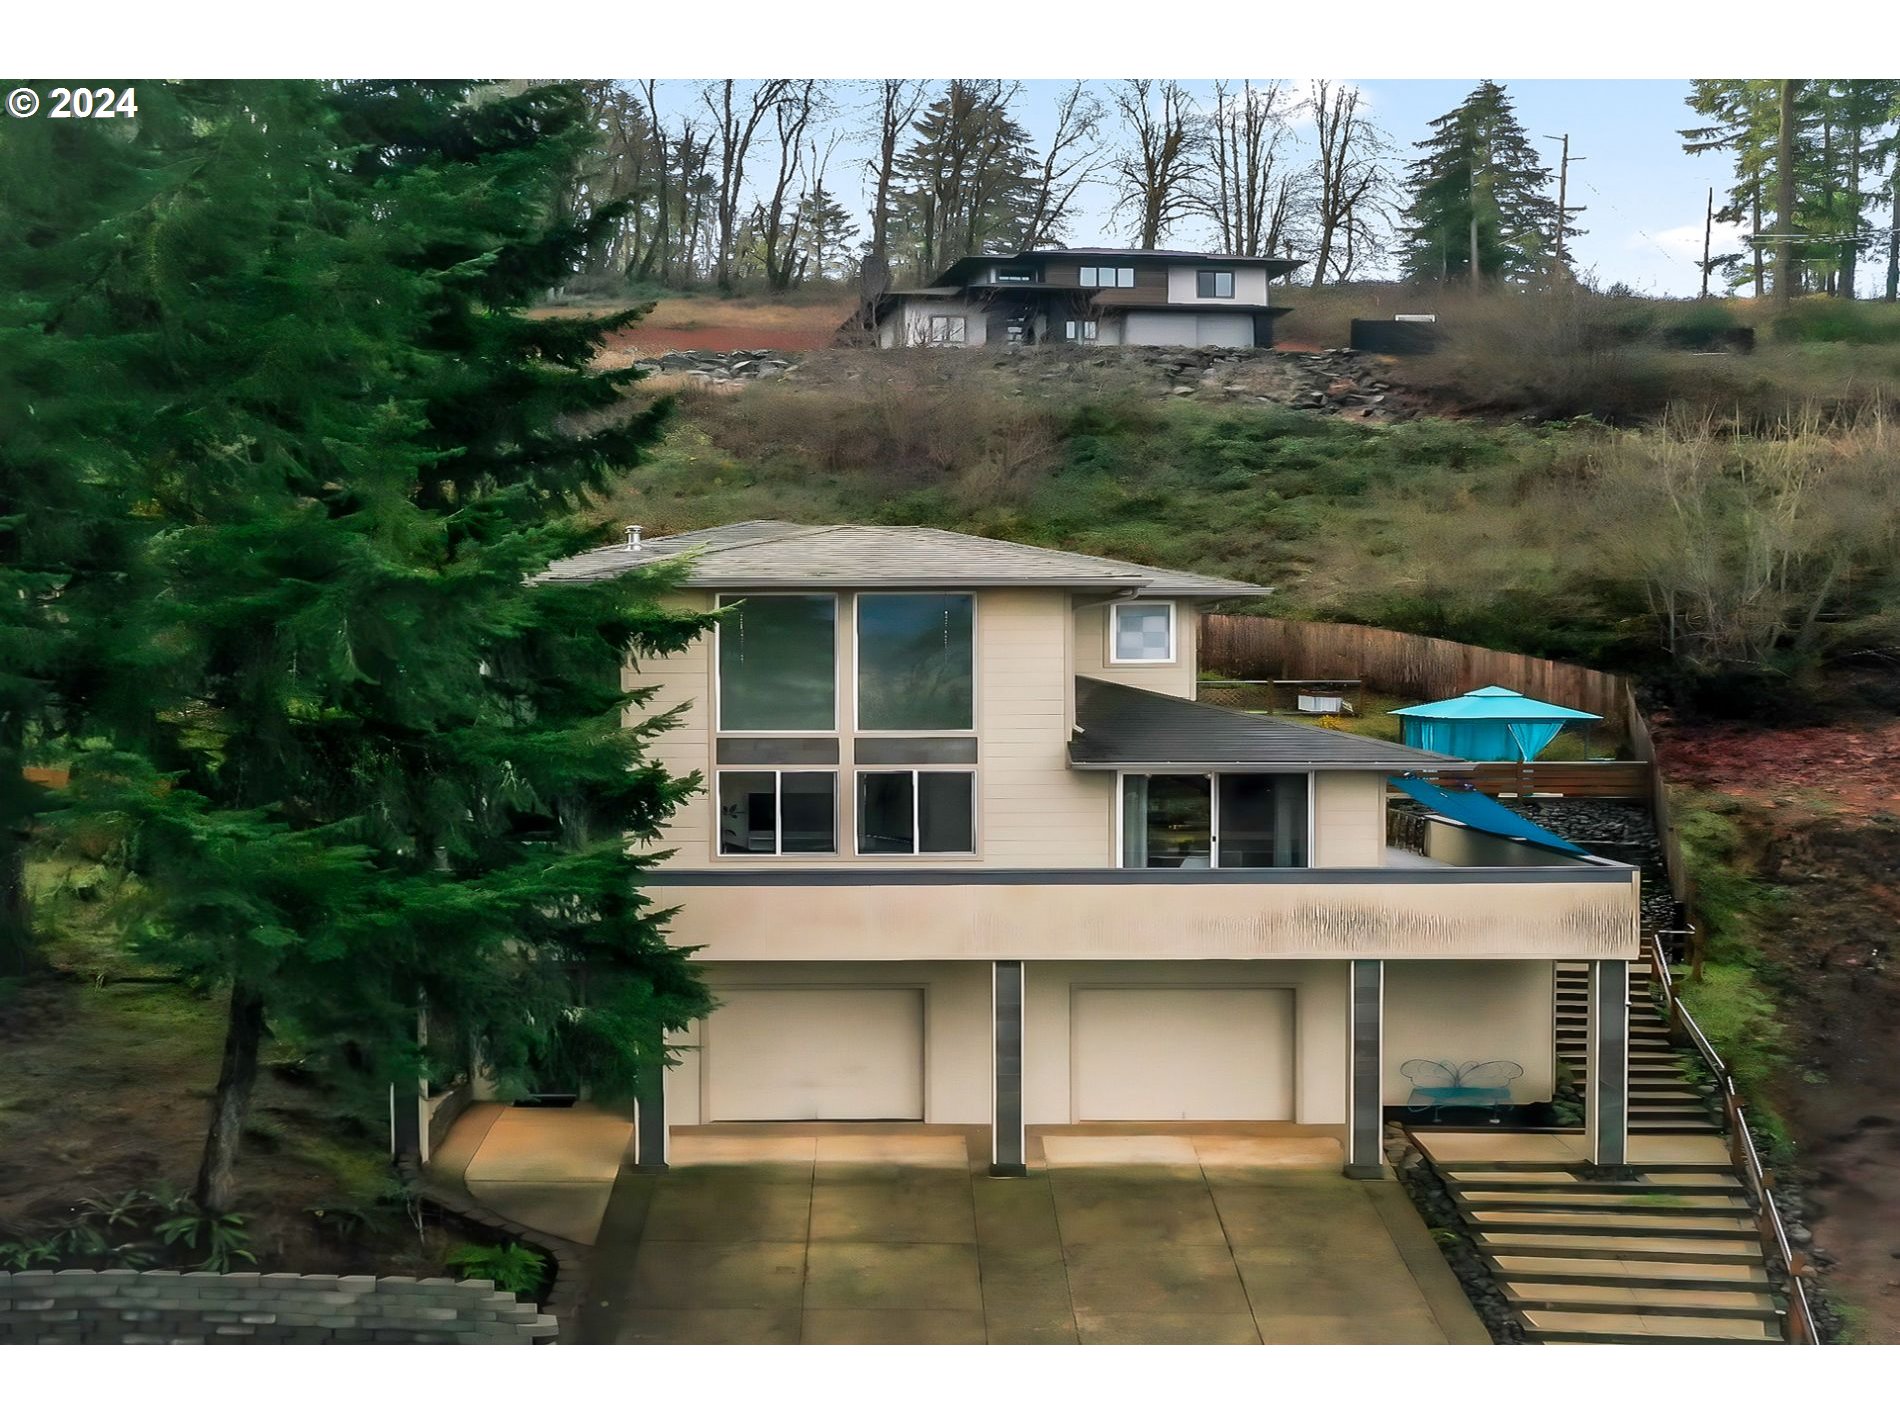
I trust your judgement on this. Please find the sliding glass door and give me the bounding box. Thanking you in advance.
[1120,773,1308,869]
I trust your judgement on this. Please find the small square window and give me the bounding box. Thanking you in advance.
[1116,267,1135,288]
[1078,265,1098,286]
[1111,602,1175,663]
[1197,270,1235,299]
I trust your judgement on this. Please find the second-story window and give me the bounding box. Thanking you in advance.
[858,770,975,854]
[1119,773,1308,869]
[1079,265,1135,287]
[718,770,838,855]
[717,594,836,731]
[1110,601,1175,664]
[856,592,975,731]
[1197,269,1235,298]
[993,266,1037,283]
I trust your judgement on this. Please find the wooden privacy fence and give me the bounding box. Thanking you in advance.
[1423,761,1651,801]
[1199,615,1629,732]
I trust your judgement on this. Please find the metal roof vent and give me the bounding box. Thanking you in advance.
[624,524,643,551]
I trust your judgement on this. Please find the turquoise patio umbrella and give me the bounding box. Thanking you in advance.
[1390,685,1601,762]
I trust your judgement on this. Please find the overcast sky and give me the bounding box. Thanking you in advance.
[641,78,1787,298]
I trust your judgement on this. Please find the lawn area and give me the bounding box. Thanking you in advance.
[0,862,472,1276]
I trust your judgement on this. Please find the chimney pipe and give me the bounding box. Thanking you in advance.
[625,524,643,551]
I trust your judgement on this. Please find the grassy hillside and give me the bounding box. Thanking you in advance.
[598,352,1900,704]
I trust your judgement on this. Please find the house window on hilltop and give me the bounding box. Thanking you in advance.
[1065,319,1098,342]
[1109,600,1175,664]
[993,266,1037,283]
[1079,266,1135,288]
[925,315,966,346]
[1197,269,1235,298]
[716,593,836,731]
[858,770,975,855]
[718,770,838,856]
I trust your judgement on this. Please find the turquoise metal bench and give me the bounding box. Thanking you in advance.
[1400,1059,1524,1124]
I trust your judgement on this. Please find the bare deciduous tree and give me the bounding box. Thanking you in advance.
[1306,80,1393,285]
[866,79,928,271]
[703,80,792,290]
[754,81,825,291]
[1197,79,1299,257]
[1111,80,1203,247]
[1019,81,1106,250]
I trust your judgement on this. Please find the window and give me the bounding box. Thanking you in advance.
[1119,773,1308,869]
[1197,269,1235,298]
[1078,265,1135,288]
[1065,319,1098,342]
[993,266,1037,283]
[856,593,975,731]
[1110,601,1175,664]
[718,771,837,855]
[925,315,966,346]
[858,770,975,855]
[717,594,835,731]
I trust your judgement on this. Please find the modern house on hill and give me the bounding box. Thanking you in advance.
[528,520,1640,1180]
[863,247,1303,350]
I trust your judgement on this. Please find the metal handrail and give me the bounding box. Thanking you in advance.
[1647,930,1816,1344]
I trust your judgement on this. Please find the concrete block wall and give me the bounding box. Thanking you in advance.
[0,1269,556,1345]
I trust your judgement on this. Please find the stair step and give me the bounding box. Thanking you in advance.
[1502,1282,1780,1320]
[1520,1309,1779,1343]
[1459,1193,1755,1216]
[1632,1121,1729,1133]
[1447,1172,1744,1192]
[1465,1209,1757,1237]
[1488,1254,1770,1289]
[1475,1230,1766,1263]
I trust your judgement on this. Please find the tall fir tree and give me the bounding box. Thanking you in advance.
[17,81,715,1208]
[1400,81,1571,287]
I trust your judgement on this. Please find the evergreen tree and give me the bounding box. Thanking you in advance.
[1400,81,1570,287]
[19,81,714,1209]
[891,81,1041,281]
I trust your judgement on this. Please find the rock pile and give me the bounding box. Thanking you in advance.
[630,348,796,382]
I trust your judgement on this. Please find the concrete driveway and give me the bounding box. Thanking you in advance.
[577,1128,1487,1345]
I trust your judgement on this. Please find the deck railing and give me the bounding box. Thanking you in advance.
[1647,930,1817,1344]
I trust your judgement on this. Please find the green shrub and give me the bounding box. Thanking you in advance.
[447,1241,549,1298]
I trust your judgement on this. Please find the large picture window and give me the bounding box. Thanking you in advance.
[925,315,967,346]
[858,770,975,855]
[717,594,836,731]
[1196,269,1235,298]
[856,593,975,731]
[1120,773,1307,869]
[718,771,838,856]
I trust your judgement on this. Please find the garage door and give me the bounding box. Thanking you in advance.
[1071,988,1293,1121]
[1194,313,1255,347]
[705,987,925,1121]
[1124,311,1200,346]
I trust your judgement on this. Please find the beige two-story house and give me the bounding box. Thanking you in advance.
[865,246,1301,350]
[538,521,1640,1178]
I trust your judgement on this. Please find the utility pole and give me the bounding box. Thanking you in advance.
[1544,134,1586,285]
[1701,187,1714,300]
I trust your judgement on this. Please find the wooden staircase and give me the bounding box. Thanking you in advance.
[1555,961,1721,1134]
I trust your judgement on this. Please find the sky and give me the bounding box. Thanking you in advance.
[641,78,1780,299]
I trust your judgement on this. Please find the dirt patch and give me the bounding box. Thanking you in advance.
[532,297,854,359]
[0,973,465,1276]
[1654,714,1900,818]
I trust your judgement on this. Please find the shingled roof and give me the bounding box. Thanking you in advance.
[539,522,1268,598]
[1069,677,1473,772]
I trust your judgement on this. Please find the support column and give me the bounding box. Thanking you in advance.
[1344,959,1385,1179]
[1585,958,1630,1167]
[991,960,1026,1176]
[633,1065,668,1172]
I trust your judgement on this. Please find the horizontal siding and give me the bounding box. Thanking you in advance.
[632,590,717,868]
[1312,770,1385,868]
[1073,601,1196,699]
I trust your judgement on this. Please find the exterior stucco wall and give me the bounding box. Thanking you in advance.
[1384,958,1557,1104]
[654,870,1640,964]
[1423,819,1591,869]
[890,298,987,347]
